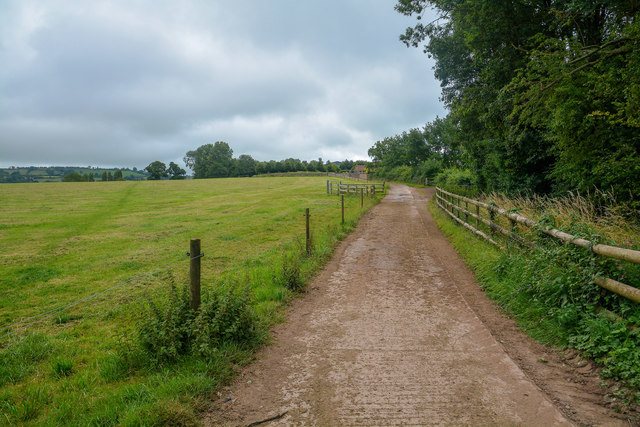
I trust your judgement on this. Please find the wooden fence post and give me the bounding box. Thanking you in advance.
[489,209,496,238]
[476,205,480,228]
[305,208,311,255]
[465,200,469,224]
[341,195,345,225]
[190,238,201,311]
[361,188,364,208]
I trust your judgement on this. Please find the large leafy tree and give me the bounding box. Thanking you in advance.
[234,154,257,177]
[145,161,168,180]
[397,0,558,193]
[167,162,186,180]
[397,0,640,203]
[368,115,461,179]
[506,9,640,203]
[184,141,234,179]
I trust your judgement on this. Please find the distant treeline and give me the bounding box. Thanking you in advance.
[0,166,149,183]
[144,142,366,180]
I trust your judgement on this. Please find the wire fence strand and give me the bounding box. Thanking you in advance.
[1,254,189,339]
[2,188,369,341]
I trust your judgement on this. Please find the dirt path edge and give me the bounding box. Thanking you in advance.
[418,186,637,425]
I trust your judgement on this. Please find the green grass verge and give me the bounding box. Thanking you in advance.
[429,199,640,409]
[0,177,380,425]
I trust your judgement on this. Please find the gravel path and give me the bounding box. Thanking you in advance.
[206,185,631,426]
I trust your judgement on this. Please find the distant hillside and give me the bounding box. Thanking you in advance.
[0,166,149,183]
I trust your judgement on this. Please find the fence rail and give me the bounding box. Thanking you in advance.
[435,186,640,304]
[327,180,386,196]
[328,172,370,182]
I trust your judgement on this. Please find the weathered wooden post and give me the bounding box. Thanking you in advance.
[489,208,496,238]
[341,195,345,225]
[360,188,364,208]
[326,180,330,195]
[465,200,469,224]
[190,238,201,311]
[305,208,311,255]
[476,205,480,228]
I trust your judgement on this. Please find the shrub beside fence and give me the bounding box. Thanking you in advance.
[435,186,640,304]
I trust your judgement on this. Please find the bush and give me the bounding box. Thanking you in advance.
[435,168,477,195]
[281,251,304,292]
[192,284,258,358]
[413,158,443,184]
[136,282,259,365]
[138,285,194,365]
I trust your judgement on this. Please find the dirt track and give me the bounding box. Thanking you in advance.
[206,185,632,426]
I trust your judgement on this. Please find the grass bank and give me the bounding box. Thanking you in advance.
[0,177,380,425]
[428,195,640,409]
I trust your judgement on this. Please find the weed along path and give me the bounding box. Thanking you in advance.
[206,185,627,426]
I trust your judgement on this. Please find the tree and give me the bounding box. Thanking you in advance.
[101,171,107,181]
[145,161,168,180]
[396,0,640,201]
[62,172,88,182]
[326,163,340,173]
[235,154,257,177]
[113,169,124,181]
[184,141,234,178]
[340,159,354,171]
[167,162,186,180]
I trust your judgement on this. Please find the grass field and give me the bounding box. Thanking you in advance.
[0,177,379,425]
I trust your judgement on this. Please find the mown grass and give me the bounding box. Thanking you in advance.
[0,177,380,425]
[429,196,640,411]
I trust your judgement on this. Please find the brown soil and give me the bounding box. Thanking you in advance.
[205,185,636,426]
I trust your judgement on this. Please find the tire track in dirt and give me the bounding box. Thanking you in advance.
[205,184,631,426]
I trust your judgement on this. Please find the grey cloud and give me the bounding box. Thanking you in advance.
[0,0,445,168]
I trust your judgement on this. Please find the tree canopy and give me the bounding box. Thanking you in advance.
[168,162,186,180]
[184,142,234,179]
[383,0,640,207]
[145,161,169,180]
[183,143,361,178]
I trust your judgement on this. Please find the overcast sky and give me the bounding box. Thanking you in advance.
[0,0,445,169]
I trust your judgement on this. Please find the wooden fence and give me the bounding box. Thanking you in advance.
[328,172,370,182]
[435,187,640,304]
[327,180,386,196]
